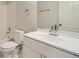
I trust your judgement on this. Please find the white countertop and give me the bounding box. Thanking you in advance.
[24,29,79,56]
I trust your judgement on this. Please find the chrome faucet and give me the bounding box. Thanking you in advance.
[49,24,62,36]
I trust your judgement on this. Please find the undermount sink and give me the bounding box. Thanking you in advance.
[27,30,79,44]
[27,31,65,43]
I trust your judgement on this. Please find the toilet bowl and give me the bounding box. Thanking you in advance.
[0,29,25,58]
[0,41,18,58]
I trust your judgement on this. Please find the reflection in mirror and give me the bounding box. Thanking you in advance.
[37,1,59,29]
[38,1,79,33]
[59,1,79,33]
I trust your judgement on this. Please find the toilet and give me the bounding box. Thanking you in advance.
[0,30,25,58]
[0,41,18,58]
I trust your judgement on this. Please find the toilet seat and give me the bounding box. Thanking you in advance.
[0,41,18,49]
[0,41,18,57]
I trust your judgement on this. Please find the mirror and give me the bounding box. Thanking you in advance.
[37,1,59,29]
[38,1,79,33]
[59,1,79,33]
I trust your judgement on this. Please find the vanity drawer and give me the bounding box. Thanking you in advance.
[23,37,78,58]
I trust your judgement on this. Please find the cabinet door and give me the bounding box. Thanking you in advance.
[23,45,41,58]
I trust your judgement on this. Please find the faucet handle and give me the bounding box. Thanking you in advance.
[59,24,62,26]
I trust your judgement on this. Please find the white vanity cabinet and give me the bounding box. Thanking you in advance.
[23,45,41,58]
[23,36,78,58]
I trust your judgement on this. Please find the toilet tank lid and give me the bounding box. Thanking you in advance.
[0,41,18,49]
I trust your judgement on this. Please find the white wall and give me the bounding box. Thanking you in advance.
[0,3,7,39]
[7,1,15,31]
[38,1,59,28]
[59,1,79,32]
[15,1,37,32]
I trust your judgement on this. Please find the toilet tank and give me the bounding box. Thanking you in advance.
[14,30,25,44]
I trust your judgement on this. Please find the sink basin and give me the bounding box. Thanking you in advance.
[27,31,65,43]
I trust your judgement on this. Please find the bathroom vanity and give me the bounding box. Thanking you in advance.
[23,29,79,58]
